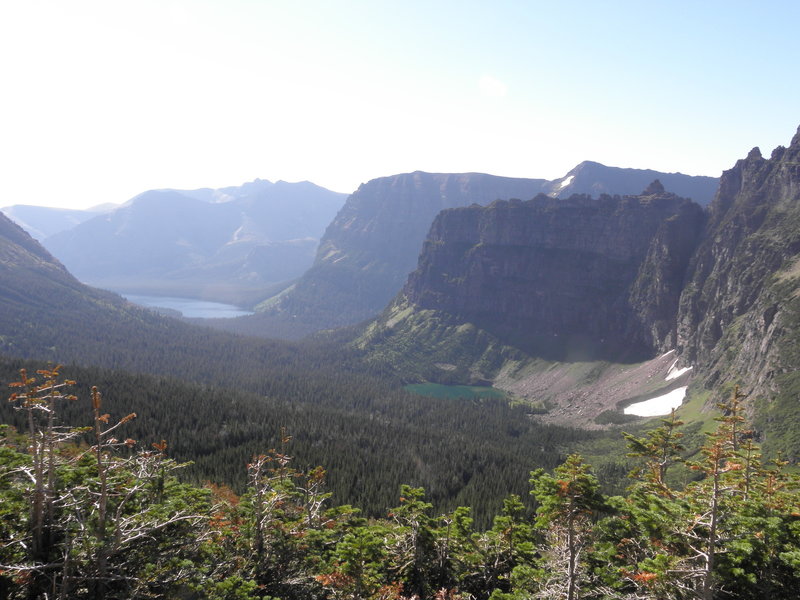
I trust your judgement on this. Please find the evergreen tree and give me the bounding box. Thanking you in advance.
[529,454,606,600]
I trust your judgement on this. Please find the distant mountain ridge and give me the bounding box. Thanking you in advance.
[1,204,114,240]
[40,179,346,305]
[224,164,717,338]
[547,160,720,200]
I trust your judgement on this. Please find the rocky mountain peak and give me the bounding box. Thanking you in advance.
[792,124,800,148]
[642,179,665,195]
[746,147,763,161]
[676,126,800,405]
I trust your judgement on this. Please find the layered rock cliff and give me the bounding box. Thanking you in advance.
[402,187,704,362]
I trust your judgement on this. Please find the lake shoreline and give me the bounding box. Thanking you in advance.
[124,294,255,319]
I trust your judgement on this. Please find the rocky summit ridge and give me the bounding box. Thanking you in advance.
[675,127,800,422]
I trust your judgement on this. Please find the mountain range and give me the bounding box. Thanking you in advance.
[5,125,800,600]
[4,162,715,336]
[1,126,800,477]
[210,163,717,338]
[358,128,800,448]
[15,179,347,306]
[1,203,115,239]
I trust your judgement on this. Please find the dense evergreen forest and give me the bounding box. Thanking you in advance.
[0,355,598,527]
[3,367,799,599]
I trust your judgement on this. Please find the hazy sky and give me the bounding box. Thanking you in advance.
[2,0,799,209]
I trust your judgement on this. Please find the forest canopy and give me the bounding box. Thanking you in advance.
[2,368,800,599]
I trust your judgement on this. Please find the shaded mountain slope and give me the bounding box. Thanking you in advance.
[403,187,704,362]
[358,186,704,382]
[42,180,346,305]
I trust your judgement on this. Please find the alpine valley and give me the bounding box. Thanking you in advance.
[2,130,800,598]
[360,129,800,450]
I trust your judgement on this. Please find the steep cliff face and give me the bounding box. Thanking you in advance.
[629,182,707,351]
[233,166,718,340]
[245,172,551,336]
[676,128,800,404]
[402,188,704,362]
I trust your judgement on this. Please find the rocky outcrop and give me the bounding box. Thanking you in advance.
[402,188,704,362]
[675,128,800,401]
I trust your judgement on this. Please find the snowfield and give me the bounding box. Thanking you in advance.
[623,386,688,417]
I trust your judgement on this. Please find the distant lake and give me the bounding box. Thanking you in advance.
[124,294,254,319]
[404,383,507,400]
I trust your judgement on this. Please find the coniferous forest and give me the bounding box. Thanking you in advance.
[3,366,800,599]
[0,353,597,529]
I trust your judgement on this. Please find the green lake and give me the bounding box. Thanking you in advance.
[404,383,507,400]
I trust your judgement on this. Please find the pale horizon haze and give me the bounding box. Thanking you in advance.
[2,1,799,209]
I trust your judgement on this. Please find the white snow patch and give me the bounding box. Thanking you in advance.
[665,358,693,381]
[624,387,688,417]
[558,175,574,189]
[660,349,676,358]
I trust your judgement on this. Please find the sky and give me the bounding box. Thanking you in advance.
[1,0,799,209]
